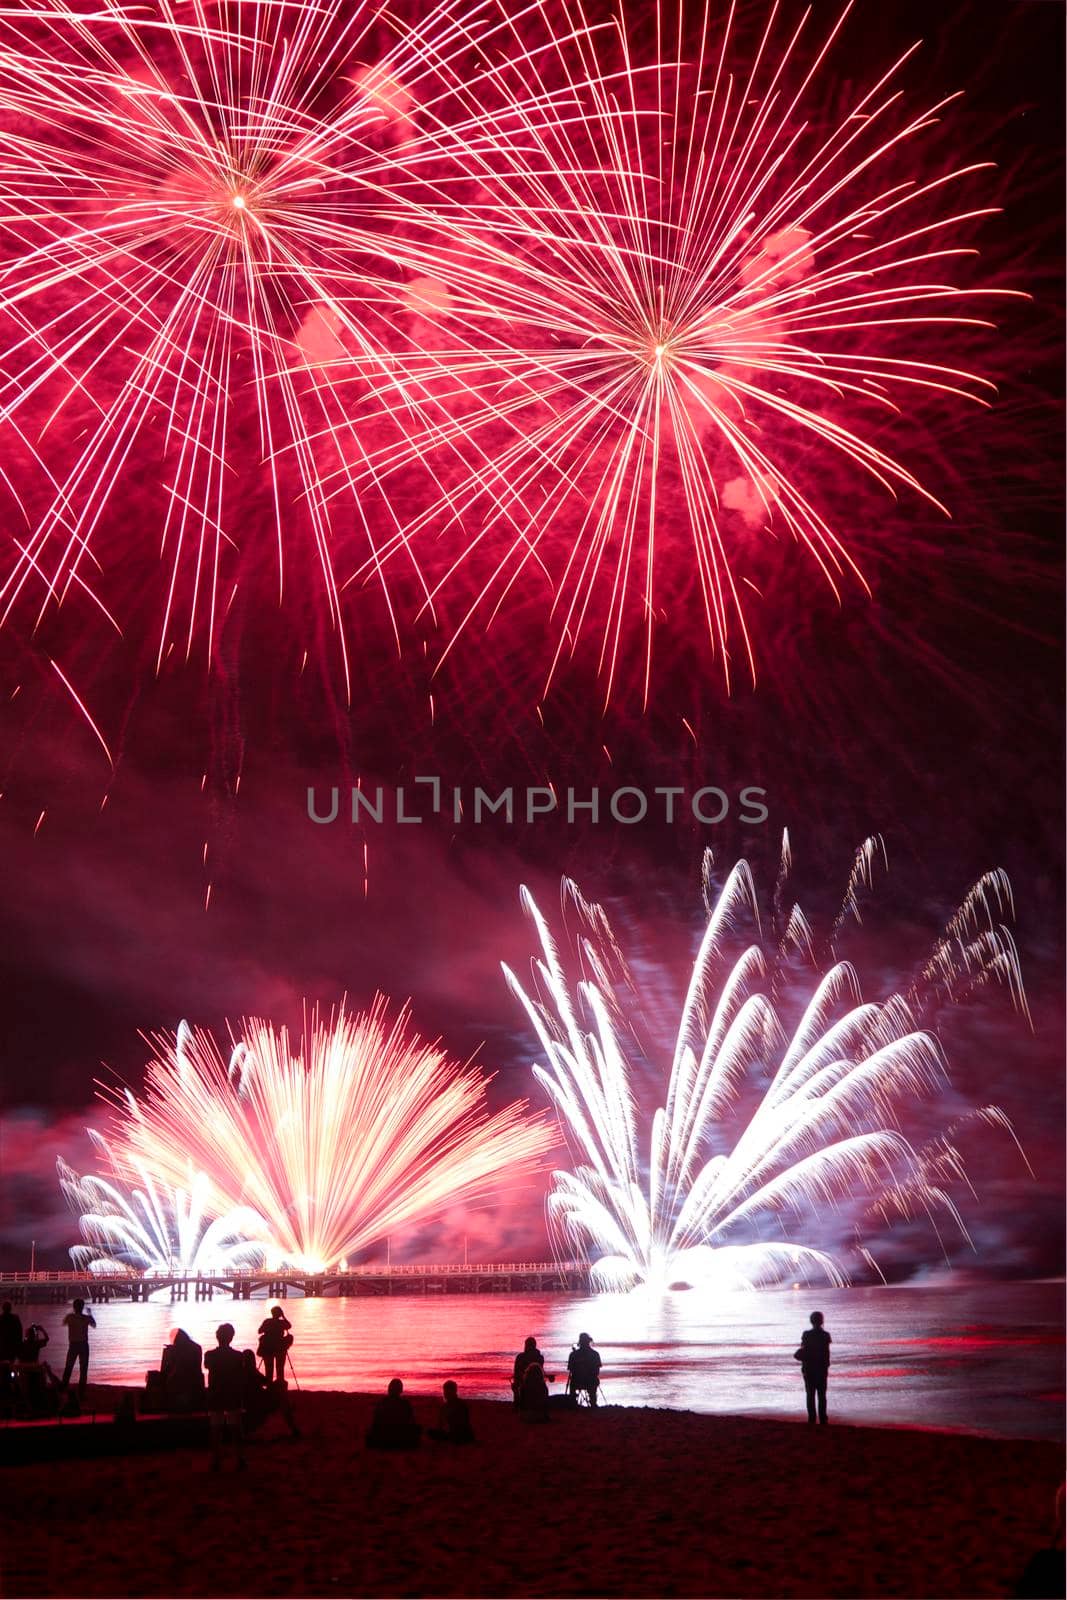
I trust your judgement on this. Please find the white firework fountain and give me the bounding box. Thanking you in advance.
[58,1141,270,1276]
[504,835,1029,1294]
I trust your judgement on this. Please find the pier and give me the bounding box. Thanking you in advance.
[0,1262,591,1304]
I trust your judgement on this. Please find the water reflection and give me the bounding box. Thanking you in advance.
[29,1280,1064,1441]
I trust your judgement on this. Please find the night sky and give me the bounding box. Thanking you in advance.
[0,0,1061,1278]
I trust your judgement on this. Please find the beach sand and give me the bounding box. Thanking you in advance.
[1,1386,1062,1598]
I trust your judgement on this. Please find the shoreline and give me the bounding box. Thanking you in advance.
[3,1386,1063,1598]
[5,1383,1055,1447]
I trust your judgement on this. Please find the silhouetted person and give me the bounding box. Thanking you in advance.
[241,1350,300,1439]
[366,1377,421,1449]
[567,1332,602,1406]
[0,1302,22,1364]
[12,1322,51,1417]
[794,1310,831,1425]
[0,1303,20,1416]
[512,1335,545,1404]
[60,1298,96,1396]
[518,1358,550,1423]
[12,1324,56,1418]
[1015,1482,1066,1599]
[257,1305,293,1384]
[160,1328,204,1412]
[21,1323,49,1364]
[428,1380,474,1444]
[204,1323,247,1470]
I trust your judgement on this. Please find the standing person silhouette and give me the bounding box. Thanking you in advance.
[205,1324,248,1470]
[567,1332,603,1406]
[256,1305,293,1384]
[0,1302,23,1364]
[794,1310,831,1425]
[60,1298,96,1397]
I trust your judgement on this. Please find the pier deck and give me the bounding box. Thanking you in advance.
[0,1262,590,1304]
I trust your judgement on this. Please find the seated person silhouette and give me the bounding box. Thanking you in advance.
[518,1357,550,1423]
[512,1336,547,1404]
[567,1332,602,1407]
[366,1378,422,1449]
[428,1380,475,1444]
[241,1350,300,1438]
[160,1328,204,1412]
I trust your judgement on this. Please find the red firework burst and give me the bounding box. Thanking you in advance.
[0,0,1034,729]
[0,0,587,694]
[331,0,1026,703]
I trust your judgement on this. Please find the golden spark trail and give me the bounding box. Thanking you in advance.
[92,997,553,1271]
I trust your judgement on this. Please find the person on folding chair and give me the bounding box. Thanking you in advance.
[566,1332,602,1407]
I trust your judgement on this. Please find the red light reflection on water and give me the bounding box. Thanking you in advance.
[834,1369,915,1379]
[888,1335,1061,1349]
[23,1284,1064,1441]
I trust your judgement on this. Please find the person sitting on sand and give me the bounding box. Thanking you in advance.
[160,1328,204,1413]
[256,1305,293,1385]
[204,1323,248,1470]
[241,1350,300,1440]
[428,1380,475,1444]
[0,1302,23,1365]
[518,1358,550,1424]
[512,1335,546,1404]
[366,1378,422,1450]
[793,1310,832,1425]
[567,1332,603,1407]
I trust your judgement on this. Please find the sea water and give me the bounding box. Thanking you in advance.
[23,1279,1063,1440]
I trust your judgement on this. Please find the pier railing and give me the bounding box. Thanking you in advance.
[0,1262,591,1302]
[0,1262,577,1281]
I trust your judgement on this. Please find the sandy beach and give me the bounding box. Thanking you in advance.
[1,1385,1062,1599]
